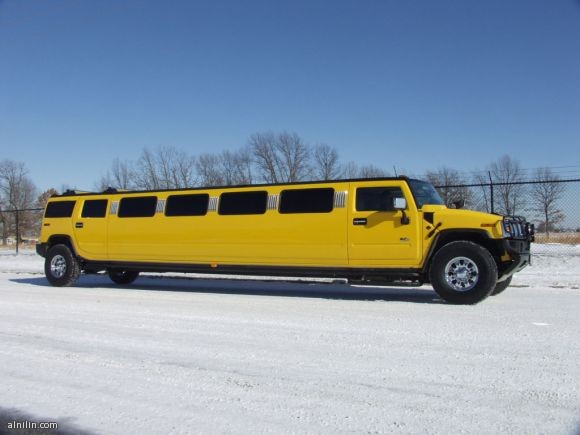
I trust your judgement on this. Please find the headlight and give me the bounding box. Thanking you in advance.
[502,221,513,237]
[525,222,535,236]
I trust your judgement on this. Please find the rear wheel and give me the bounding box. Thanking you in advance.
[45,244,81,287]
[429,241,497,304]
[491,276,512,296]
[108,269,140,285]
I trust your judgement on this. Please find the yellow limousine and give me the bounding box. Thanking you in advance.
[36,177,534,304]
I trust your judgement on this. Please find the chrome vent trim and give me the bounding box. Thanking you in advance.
[267,194,279,210]
[334,191,347,208]
[110,201,119,215]
[208,197,219,212]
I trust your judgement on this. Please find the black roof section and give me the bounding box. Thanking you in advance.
[52,176,418,198]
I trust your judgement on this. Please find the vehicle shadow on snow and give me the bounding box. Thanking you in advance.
[11,275,443,304]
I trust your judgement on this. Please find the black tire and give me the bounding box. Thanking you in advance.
[491,276,512,296]
[108,269,140,285]
[429,241,498,305]
[45,244,81,287]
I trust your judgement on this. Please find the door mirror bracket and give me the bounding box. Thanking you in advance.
[394,198,410,225]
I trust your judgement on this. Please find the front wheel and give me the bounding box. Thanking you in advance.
[45,244,81,287]
[108,269,140,285]
[429,241,498,304]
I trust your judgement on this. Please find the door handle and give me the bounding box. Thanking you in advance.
[353,218,367,226]
[75,222,84,229]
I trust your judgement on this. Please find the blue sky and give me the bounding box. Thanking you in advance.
[1,0,580,191]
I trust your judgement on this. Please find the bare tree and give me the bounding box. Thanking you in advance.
[341,161,360,179]
[313,144,341,180]
[134,146,196,190]
[336,162,389,179]
[170,149,197,188]
[36,188,58,208]
[233,147,254,185]
[111,158,135,189]
[98,158,135,191]
[27,188,59,239]
[426,167,473,208]
[530,167,566,237]
[217,147,254,186]
[134,148,161,190]
[196,153,224,187]
[249,132,310,183]
[276,132,310,182]
[489,155,526,215]
[358,164,389,178]
[249,132,280,183]
[0,160,38,244]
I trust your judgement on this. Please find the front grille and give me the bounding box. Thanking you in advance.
[503,216,534,240]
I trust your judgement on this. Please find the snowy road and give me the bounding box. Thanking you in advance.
[1,249,579,434]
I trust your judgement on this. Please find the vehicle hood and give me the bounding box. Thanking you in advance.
[421,205,503,237]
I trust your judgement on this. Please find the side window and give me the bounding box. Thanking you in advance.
[45,201,76,218]
[356,187,404,212]
[279,188,334,214]
[82,199,108,218]
[118,196,157,218]
[218,191,268,215]
[165,194,209,216]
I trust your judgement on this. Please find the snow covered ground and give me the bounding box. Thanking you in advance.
[0,247,579,434]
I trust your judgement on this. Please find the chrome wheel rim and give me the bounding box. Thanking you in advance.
[444,256,479,291]
[50,255,67,278]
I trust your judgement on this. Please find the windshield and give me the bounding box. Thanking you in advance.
[408,180,444,208]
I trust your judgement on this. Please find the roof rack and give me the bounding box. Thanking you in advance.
[61,189,92,196]
[102,187,132,194]
[54,176,415,197]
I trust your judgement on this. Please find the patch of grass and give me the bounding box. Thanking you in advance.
[534,232,580,244]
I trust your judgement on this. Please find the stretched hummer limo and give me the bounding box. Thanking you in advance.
[37,177,534,304]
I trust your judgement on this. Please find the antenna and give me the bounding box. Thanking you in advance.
[393,166,398,177]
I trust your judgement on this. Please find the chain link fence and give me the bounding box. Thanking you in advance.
[0,208,44,254]
[434,179,580,255]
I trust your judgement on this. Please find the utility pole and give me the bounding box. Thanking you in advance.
[15,209,20,255]
[488,171,495,214]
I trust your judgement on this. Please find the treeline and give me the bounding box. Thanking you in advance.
[0,131,572,243]
[97,132,389,191]
[0,160,56,243]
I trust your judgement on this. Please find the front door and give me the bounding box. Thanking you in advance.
[348,182,421,267]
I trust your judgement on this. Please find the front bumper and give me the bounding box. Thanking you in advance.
[497,238,532,282]
[36,242,48,258]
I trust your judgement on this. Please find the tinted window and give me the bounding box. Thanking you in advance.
[356,187,404,211]
[218,191,267,215]
[279,188,334,214]
[118,196,157,218]
[165,194,209,216]
[45,201,76,218]
[82,199,108,218]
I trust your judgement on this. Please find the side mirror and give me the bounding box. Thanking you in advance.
[393,197,410,225]
[452,199,465,209]
[394,197,407,210]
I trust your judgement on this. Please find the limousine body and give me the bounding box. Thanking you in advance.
[37,177,534,304]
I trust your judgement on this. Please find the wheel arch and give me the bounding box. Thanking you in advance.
[47,235,78,256]
[424,230,503,277]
